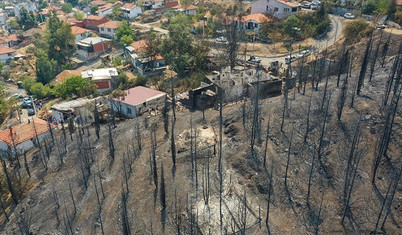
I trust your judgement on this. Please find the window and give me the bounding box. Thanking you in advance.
[284,8,289,12]
[107,28,111,32]
[266,6,269,11]
[292,7,298,12]
[274,7,278,12]
[127,107,132,114]
[7,53,12,56]
[101,27,104,31]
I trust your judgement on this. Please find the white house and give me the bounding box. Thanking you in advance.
[121,3,142,19]
[125,40,165,74]
[0,118,55,157]
[71,26,92,43]
[143,0,165,10]
[235,13,272,33]
[97,2,122,17]
[172,4,198,15]
[0,13,7,25]
[82,68,118,93]
[251,0,300,19]
[98,20,121,39]
[0,46,16,63]
[109,86,167,118]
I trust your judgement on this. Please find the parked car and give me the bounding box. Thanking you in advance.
[260,37,272,43]
[27,108,35,116]
[300,50,311,56]
[248,56,261,63]
[301,3,311,9]
[216,36,227,42]
[285,55,297,64]
[376,24,386,29]
[312,0,321,5]
[344,13,355,19]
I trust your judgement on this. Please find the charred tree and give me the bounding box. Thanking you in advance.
[94,102,101,139]
[369,30,384,82]
[356,31,374,95]
[1,159,18,204]
[381,33,391,67]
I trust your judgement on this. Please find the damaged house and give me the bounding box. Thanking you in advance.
[190,66,282,109]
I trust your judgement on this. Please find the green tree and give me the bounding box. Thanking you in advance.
[120,34,133,47]
[54,75,97,98]
[111,5,123,20]
[38,0,48,10]
[363,0,377,14]
[144,29,161,69]
[18,8,37,30]
[160,13,193,76]
[7,20,20,30]
[91,5,99,15]
[61,3,73,13]
[343,19,372,43]
[283,15,300,38]
[0,67,10,80]
[22,77,36,94]
[115,21,134,47]
[45,12,76,64]
[30,82,53,99]
[74,12,85,21]
[66,0,79,6]
[35,49,58,84]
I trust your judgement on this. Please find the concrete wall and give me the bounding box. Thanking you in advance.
[0,52,15,63]
[109,100,137,118]
[251,0,299,19]
[123,7,142,19]
[75,32,92,43]
[99,27,116,38]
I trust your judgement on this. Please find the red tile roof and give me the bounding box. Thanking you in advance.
[86,15,105,21]
[122,3,137,9]
[71,26,91,35]
[0,118,55,146]
[55,70,82,83]
[114,86,166,107]
[91,0,107,6]
[277,0,300,8]
[98,20,121,29]
[0,45,16,55]
[236,13,272,23]
[130,40,163,60]
[397,0,402,5]
[172,4,197,10]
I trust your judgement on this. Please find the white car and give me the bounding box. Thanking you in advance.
[216,36,227,42]
[248,56,261,63]
[300,50,311,56]
[344,13,355,19]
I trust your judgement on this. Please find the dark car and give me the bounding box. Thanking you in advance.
[260,37,272,43]
[28,108,35,116]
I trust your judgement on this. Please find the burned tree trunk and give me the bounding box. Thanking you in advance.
[1,160,18,204]
[356,31,374,95]
[94,102,101,139]
[369,30,383,82]
[381,33,391,68]
[337,58,350,121]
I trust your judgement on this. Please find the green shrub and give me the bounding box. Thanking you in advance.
[344,19,372,43]
[30,82,52,99]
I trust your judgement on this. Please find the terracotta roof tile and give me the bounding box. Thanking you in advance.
[0,45,16,55]
[236,13,272,23]
[0,118,55,146]
[86,15,105,20]
[122,3,137,9]
[113,86,166,107]
[71,26,91,35]
[98,20,121,29]
[55,70,82,83]
[91,0,107,6]
[277,0,300,8]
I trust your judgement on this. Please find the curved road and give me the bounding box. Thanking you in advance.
[258,14,345,67]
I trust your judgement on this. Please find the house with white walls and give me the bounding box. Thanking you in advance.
[235,13,272,33]
[71,26,92,43]
[121,3,142,19]
[98,20,121,39]
[251,0,300,19]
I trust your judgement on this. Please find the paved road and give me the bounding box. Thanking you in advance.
[258,14,345,67]
[131,22,169,35]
